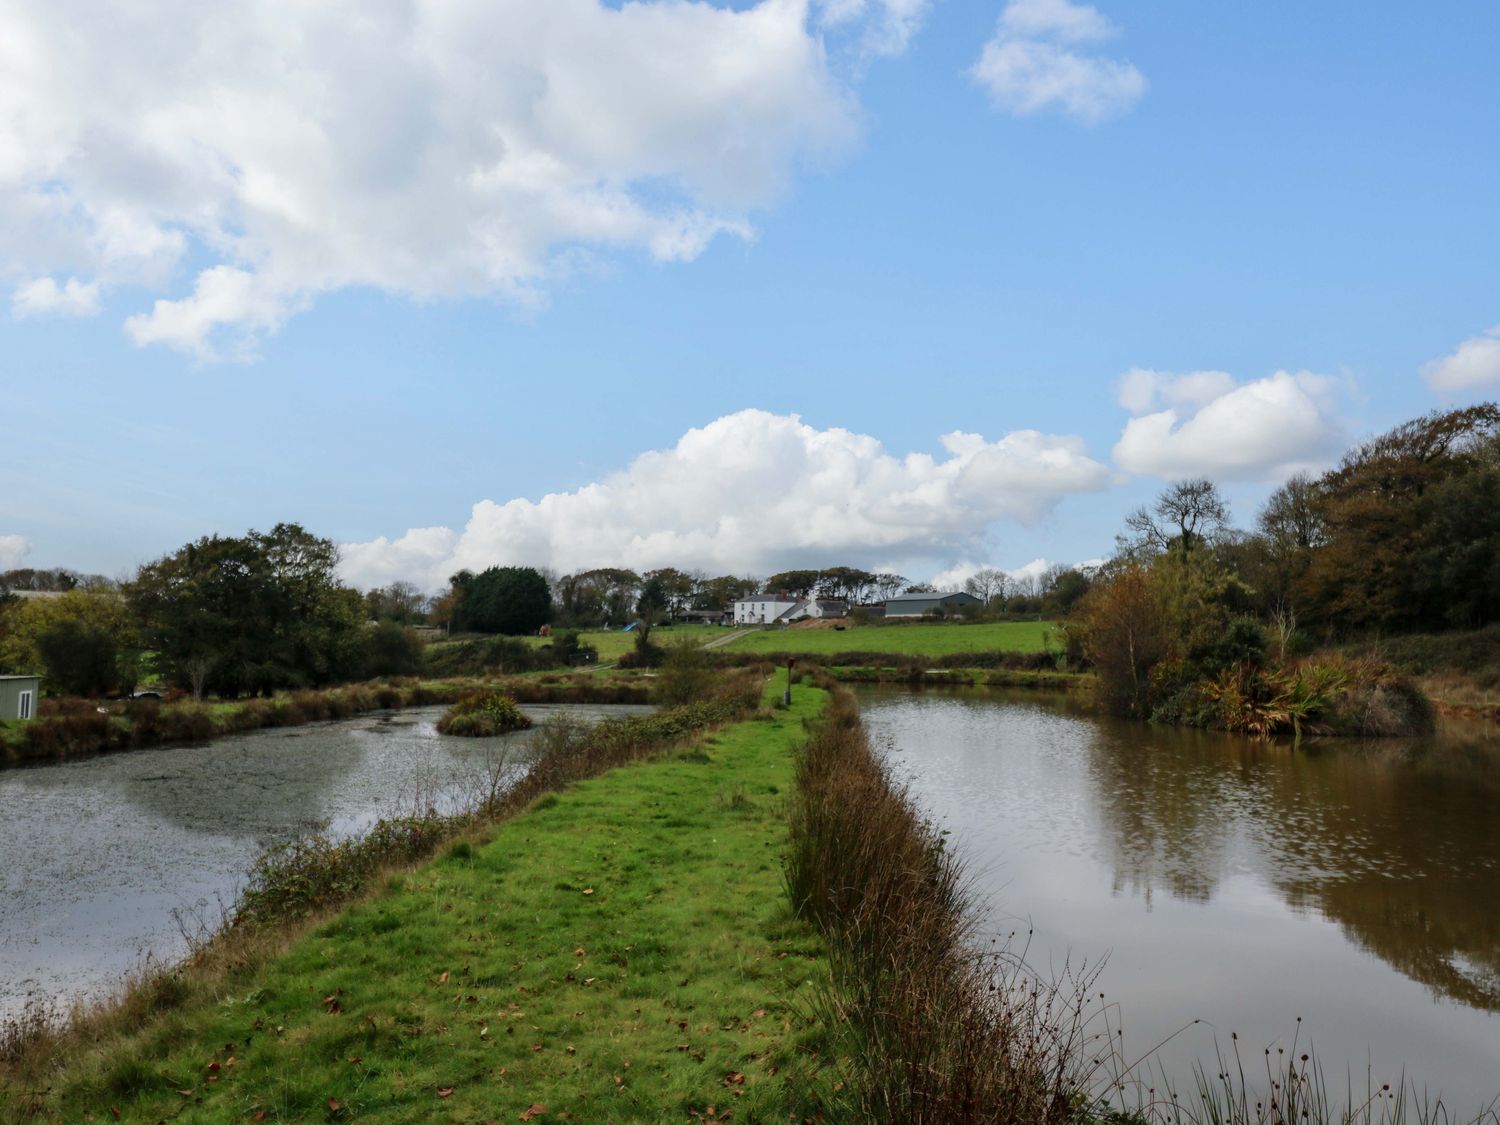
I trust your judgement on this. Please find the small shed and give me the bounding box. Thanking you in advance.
[0,675,41,721]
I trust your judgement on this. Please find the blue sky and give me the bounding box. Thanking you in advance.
[2,0,1497,589]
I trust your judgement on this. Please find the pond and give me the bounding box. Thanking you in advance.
[858,686,1500,1115]
[0,702,654,1024]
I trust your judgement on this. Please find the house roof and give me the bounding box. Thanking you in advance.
[0,674,41,681]
[884,591,980,604]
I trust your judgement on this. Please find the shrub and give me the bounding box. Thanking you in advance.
[436,690,533,737]
[654,641,716,706]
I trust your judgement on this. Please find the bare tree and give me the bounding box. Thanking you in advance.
[184,653,215,701]
[963,567,1008,605]
[1119,478,1230,557]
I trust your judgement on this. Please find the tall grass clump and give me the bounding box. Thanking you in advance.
[785,678,1098,1123]
[435,689,532,736]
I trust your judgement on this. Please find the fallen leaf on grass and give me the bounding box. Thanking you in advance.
[252,1112,267,1122]
[175,1089,193,1097]
[327,1098,343,1112]
[439,971,450,984]
[520,1105,548,1121]
[725,1073,745,1086]
[581,888,594,896]
[437,1087,455,1098]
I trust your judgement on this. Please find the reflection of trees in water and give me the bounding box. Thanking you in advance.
[1085,723,1252,905]
[1085,717,1500,1010]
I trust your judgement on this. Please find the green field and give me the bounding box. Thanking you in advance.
[722,619,1057,657]
[519,624,729,662]
[13,682,837,1123]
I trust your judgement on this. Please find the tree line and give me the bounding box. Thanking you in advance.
[1076,402,1500,723]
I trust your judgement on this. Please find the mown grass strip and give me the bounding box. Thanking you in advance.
[8,681,836,1123]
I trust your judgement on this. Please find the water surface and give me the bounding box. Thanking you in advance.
[858,687,1500,1114]
[0,703,652,1022]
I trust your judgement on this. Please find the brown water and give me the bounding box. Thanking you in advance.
[858,687,1500,1115]
[0,703,653,1023]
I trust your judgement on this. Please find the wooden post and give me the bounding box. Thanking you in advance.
[785,658,794,706]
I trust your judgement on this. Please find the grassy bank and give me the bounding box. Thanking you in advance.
[1331,626,1500,719]
[0,674,654,768]
[723,619,1056,656]
[0,677,839,1123]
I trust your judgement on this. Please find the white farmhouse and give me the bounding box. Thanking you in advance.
[732,595,849,626]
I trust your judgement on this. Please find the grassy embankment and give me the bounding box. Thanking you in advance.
[717,620,1085,689]
[0,673,654,768]
[0,679,840,1123]
[1333,625,1500,720]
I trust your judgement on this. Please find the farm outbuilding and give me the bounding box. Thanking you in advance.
[882,591,983,618]
[0,675,41,721]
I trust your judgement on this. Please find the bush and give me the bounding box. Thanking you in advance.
[436,690,533,737]
[364,621,424,677]
[655,641,716,706]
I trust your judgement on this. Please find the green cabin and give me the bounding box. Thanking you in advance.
[0,675,40,721]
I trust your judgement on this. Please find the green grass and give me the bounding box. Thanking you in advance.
[723,619,1057,657]
[517,624,730,663]
[21,682,837,1123]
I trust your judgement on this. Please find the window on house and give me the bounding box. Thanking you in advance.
[18,690,33,720]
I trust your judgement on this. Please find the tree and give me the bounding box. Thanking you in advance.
[763,569,820,598]
[461,566,552,635]
[1042,568,1092,615]
[963,567,1008,606]
[873,572,909,601]
[816,567,876,604]
[1302,404,1500,632]
[694,575,757,613]
[636,575,669,644]
[364,580,427,625]
[129,524,365,696]
[0,588,136,685]
[36,618,122,696]
[643,567,696,619]
[1120,479,1230,558]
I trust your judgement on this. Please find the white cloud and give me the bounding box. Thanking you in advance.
[0,535,32,569]
[930,556,1054,592]
[1421,325,1500,392]
[1113,370,1345,482]
[11,276,100,318]
[972,0,1146,124]
[814,0,932,58]
[999,0,1115,43]
[338,409,1111,590]
[0,0,878,358]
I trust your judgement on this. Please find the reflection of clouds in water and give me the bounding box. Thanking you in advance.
[0,702,653,1023]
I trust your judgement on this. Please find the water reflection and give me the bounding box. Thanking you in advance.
[0,703,652,1022]
[1082,712,1500,1010]
[859,688,1500,1110]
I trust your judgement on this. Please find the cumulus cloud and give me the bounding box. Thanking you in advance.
[815,0,932,58]
[11,276,100,318]
[1421,325,1500,392]
[1113,369,1345,482]
[338,409,1111,590]
[0,0,900,358]
[930,556,1056,592]
[972,0,1146,124]
[0,534,32,569]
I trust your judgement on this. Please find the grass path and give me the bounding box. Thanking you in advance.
[29,683,835,1123]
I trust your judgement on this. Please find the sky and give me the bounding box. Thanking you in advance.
[2,0,1498,591]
